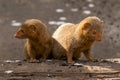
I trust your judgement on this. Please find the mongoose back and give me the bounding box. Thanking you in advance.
[52,16,104,64]
[14,19,52,62]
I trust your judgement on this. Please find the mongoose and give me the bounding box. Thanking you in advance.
[14,19,52,62]
[52,16,104,64]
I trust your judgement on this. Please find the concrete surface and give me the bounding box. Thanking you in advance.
[0,0,120,79]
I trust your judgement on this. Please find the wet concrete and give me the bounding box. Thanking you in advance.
[0,0,120,60]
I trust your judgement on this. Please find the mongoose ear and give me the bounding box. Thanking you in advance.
[101,20,104,24]
[82,22,91,30]
[30,25,36,31]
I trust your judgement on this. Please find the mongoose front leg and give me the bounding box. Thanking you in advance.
[83,49,97,62]
[67,52,75,64]
[40,44,51,62]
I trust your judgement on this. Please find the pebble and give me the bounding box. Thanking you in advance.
[74,63,84,67]
[56,70,63,72]
[47,74,55,78]
[5,70,13,74]
[60,63,69,66]
[65,3,70,7]
[1,64,4,66]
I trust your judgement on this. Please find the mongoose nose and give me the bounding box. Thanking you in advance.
[14,34,16,37]
[14,34,18,38]
[97,38,102,41]
[96,35,102,41]
[98,39,101,41]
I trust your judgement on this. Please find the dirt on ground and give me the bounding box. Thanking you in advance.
[0,0,120,80]
[0,59,120,80]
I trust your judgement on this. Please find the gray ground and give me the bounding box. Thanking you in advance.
[0,0,120,80]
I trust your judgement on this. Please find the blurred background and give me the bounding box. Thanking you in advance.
[0,0,120,60]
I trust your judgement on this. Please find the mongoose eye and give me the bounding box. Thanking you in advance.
[92,30,96,35]
[21,30,25,33]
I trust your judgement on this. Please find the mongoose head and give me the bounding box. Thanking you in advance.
[81,16,104,41]
[14,19,45,39]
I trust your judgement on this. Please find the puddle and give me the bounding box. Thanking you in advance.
[4,60,14,63]
[59,17,67,21]
[4,60,21,63]
[70,8,78,12]
[88,3,95,8]
[56,9,64,13]
[11,20,21,27]
[83,10,91,15]
[56,21,66,25]
[48,21,66,25]
[86,0,93,2]
[48,21,56,25]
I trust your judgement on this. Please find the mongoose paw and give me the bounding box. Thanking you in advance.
[23,59,27,61]
[68,61,75,65]
[40,58,46,62]
[29,59,37,63]
[89,58,98,62]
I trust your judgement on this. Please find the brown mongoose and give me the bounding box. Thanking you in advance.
[52,16,104,64]
[14,19,52,62]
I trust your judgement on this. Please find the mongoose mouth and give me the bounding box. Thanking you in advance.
[97,39,101,41]
[14,34,19,38]
[14,34,26,39]
[95,38,102,41]
[95,35,102,41]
